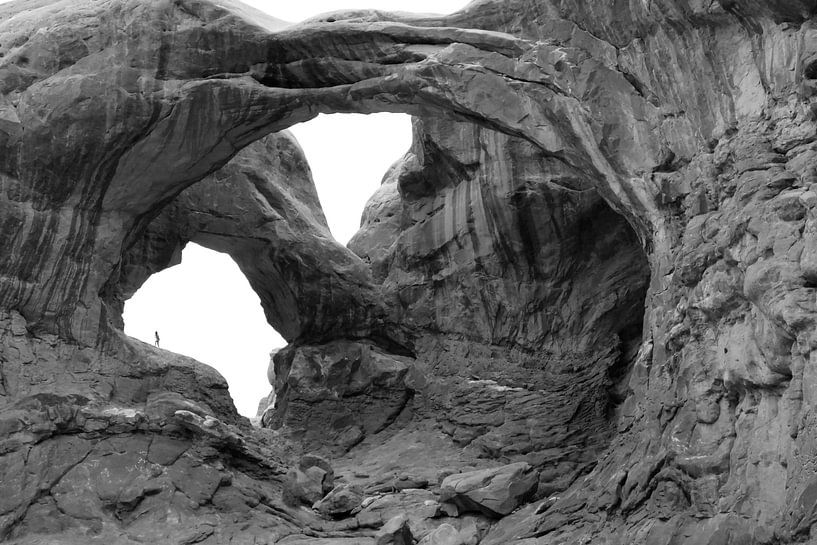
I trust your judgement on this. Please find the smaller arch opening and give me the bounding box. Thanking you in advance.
[123,243,285,418]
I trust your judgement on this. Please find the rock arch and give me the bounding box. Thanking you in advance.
[105,130,384,345]
[1,0,681,345]
[2,0,817,543]
[266,114,652,479]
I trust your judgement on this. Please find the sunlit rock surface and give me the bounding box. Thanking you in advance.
[1,0,816,543]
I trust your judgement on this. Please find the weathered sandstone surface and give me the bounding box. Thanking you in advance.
[1,0,816,543]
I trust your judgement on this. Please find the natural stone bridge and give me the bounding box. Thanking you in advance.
[0,0,816,543]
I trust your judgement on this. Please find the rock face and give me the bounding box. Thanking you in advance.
[1,0,817,544]
[265,340,416,454]
[375,514,414,545]
[349,117,650,492]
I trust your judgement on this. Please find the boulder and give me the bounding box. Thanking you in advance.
[440,463,539,517]
[375,514,414,545]
[417,524,464,545]
[299,454,335,494]
[283,454,335,506]
[313,484,364,518]
[283,467,328,507]
[266,341,415,453]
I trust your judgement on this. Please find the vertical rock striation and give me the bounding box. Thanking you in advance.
[347,117,651,492]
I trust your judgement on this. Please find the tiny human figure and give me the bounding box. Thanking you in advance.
[154,331,160,348]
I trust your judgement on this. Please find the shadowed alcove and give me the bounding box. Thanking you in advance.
[265,115,652,503]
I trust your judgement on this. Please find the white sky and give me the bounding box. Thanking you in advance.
[120,0,470,417]
[241,0,469,22]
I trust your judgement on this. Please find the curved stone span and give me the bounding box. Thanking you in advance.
[114,113,651,491]
[107,131,389,345]
[0,0,721,343]
[0,1,813,342]
[1,0,817,543]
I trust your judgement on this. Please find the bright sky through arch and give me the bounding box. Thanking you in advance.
[246,0,473,245]
[123,244,277,417]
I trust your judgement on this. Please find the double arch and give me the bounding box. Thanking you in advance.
[0,0,667,345]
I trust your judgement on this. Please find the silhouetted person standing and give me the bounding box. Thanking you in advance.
[154,331,160,348]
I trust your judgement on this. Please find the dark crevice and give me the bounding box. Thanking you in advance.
[372,390,415,435]
[398,136,481,201]
[804,59,817,80]
[620,69,661,107]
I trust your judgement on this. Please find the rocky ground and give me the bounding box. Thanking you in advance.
[1,0,816,543]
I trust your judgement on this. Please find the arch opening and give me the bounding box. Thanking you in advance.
[114,113,415,419]
[123,243,285,417]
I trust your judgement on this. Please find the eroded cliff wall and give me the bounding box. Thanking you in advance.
[0,0,816,543]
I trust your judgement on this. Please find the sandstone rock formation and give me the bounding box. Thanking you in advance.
[440,462,540,518]
[313,483,364,518]
[108,130,381,344]
[265,340,415,453]
[1,0,816,543]
[282,454,335,507]
[375,514,414,545]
